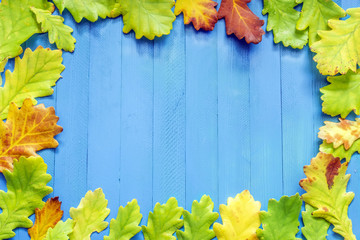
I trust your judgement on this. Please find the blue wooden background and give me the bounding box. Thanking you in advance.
[1,0,359,239]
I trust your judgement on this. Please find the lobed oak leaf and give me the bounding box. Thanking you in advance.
[311,8,360,76]
[174,0,218,31]
[262,0,308,49]
[214,190,260,240]
[28,197,64,240]
[320,139,360,162]
[320,70,360,118]
[218,0,264,44]
[142,197,183,240]
[44,219,74,240]
[121,0,176,40]
[300,153,356,240]
[177,195,219,240]
[69,188,110,240]
[0,156,53,239]
[301,204,330,240]
[0,46,64,119]
[0,98,63,172]
[296,0,345,46]
[257,194,302,240]
[104,199,142,240]
[52,0,121,23]
[319,119,360,150]
[31,7,76,52]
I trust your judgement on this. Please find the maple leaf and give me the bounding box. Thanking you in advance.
[311,8,360,76]
[300,153,356,240]
[301,204,330,240]
[104,199,142,240]
[320,71,360,118]
[52,0,121,23]
[121,0,176,40]
[28,197,64,240]
[44,219,74,240]
[0,46,64,120]
[69,188,110,240]
[296,0,345,46]
[177,195,219,240]
[0,156,53,239]
[257,194,302,240]
[214,190,260,240]
[320,139,360,162]
[218,0,264,44]
[174,0,218,31]
[0,99,63,172]
[262,0,308,48]
[319,119,360,150]
[142,197,183,240]
[30,7,76,52]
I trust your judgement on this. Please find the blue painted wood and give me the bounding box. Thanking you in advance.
[1,1,359,239]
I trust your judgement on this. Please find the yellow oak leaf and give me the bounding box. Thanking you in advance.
[318,119,360,150]
[0,98,63,172]
[174,0,218,31]
[213,190,261,240]
[28,197,63,240]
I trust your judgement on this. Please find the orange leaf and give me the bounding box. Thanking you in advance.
[28,197,64,240]
[175,0,218,31]
[218,0,264,44]
[0,98,63,172]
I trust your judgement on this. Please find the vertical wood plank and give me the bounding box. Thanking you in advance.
[153,17,186,206]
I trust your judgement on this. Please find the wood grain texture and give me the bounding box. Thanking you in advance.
[1,0,359,239]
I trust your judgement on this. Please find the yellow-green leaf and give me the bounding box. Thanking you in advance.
[301,204,330,240]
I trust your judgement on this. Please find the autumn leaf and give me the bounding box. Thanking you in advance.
[214,190,260,240]
[218,0,264,44]
[0,99,63,172]
[69,188,110,240]
[44,219,74,240]
[121,0,176,40]
[142,197,183,240]
[257,194,302,240]
[174,0,218,31]
[0,0,54,61]
[52,0,121,23]
[104,199,142,240]
[263,0,308,48]
[0,156,53,239]
[28,197,64,240]
[0,46,64,119]
[296,0,345,46]
[311,8,360,76]
[300,153,356,240]
[320,71,360,118]
[320,139,360,162]
[177,195,218,240]
[301,204,330,240]
[31,7,76,52]
[0,59,7,85]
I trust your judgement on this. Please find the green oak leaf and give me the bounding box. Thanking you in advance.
[52,0,121,23]
[320,70,360,118]
[69,188,110,240]
[320,139,360,162]
[300,153,356,240]
[142,197,183,240]
[121,0,176,40]
[30,7,76,52]
[0,59,7,85]
[0,156,53,239]
[0,46,64,120]
[262,0,308,49]
[296,0,345,46]
[176,195,219,240]
[301,204,330,240]
[104,199,142,240]
[0,0,54,61]
[44,219,74,240]
[257,194,302,240]
[311,8,360,76]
